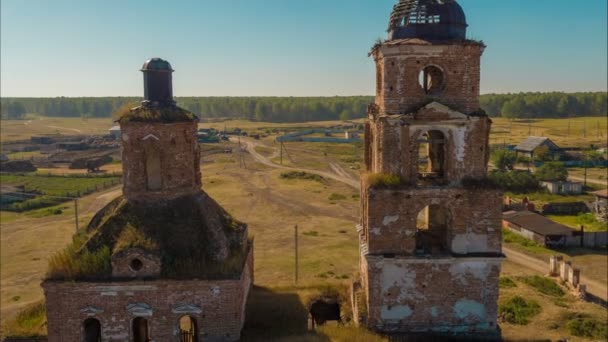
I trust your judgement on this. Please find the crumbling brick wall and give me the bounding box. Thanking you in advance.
[372,41,484,115]
[120,121,202,202]
[43,247,253,342]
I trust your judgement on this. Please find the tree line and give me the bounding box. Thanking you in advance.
[1,92,605,121]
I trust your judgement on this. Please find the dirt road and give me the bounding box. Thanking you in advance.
[242,137,608,302]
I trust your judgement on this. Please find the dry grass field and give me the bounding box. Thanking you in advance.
[1,117,607,340]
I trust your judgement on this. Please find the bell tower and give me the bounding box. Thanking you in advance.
[353,0,503,337]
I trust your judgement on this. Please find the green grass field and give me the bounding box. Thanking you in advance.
[1,117,607,340]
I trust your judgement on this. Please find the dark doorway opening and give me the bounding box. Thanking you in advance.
[83,318,101,342]
[179,315,198,342]
[132,317,149,342]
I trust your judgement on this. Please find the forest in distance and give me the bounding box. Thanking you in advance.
[1,92,606,122]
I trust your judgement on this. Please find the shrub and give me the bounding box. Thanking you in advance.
[502,229,543,248]
[46,234,112,281]
[498,296,541,325]
[280,171,325,183]
[492,149,517,171]
[303,231,319,237]
[499,277,517,289]
[520,275,565,297]
[536,162,569,182]
[328,193,347,201]
[489,170,540,193]
[566,314,608,339]
[366,173,403,188]
[2,301,46,336]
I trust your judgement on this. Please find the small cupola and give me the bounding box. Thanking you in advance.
[388,0,468,41]
[141,58,176,107]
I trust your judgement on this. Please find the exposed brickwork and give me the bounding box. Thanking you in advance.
[111,248,161,279]
[43,247,253,342]
[372,40,485,115]
[120,121,202,203]
[355,7,501,337]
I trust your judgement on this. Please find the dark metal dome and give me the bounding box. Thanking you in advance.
[388,0,467,41]
[141,58,174,72]
[140,58,175,107]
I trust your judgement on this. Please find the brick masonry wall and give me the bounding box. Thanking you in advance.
[120,121,202,202]
[362,256,501,333]
[372,42,484,115]
[43,247,253,342]
[362,187,502,256]
[367,104,492,183]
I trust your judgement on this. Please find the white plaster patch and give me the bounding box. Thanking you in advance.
[212,286,221,296]
[451,234,488,254]
[430,306,440,317]
[381,305,413,320]
[452,126,468,162]
[383,215,399,226]
[449,261,492,285]
[381,262,425,301]
[453,299,486,320]
[100,291,117,296]
[126,303,153,317]
[122,133,129,142]
[172,304,203,314]
[371,227,381,236]
[80,306,103,315]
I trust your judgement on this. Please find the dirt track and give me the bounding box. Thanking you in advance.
[241,136,608,303]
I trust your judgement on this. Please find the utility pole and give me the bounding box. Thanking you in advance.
[294,224,299,286]
[280,141,284,165]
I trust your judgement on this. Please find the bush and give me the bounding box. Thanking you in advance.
[280,171,325,183]
[366,173,404,188]
[566,314,608,339]
[520,275,565,297]
[492,149,517,171]
[536,162,569,182]
[502,229,543,248]
[489,170,540,193]
[328,193,347,201]
[499,277,517,289]
[1,301,46,336]
[499,296,541,325]
[46,233,112,281]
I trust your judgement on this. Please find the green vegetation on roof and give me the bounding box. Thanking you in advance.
[45,193,248,281]
[116,104,198,123]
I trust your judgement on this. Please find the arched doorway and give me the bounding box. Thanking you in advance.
[179,316,198,342]
[132,317,149,342]
[415,205,449,255]
[417,130,446,182]
[83,318,101,342]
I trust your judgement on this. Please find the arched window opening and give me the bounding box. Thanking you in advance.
[179,316,198,342]
[417,130,446,183]
[418,66,445,95]
[415,205,449,255]
[83,318,101,342]
[132,317,149,342]
[145,150,162,191]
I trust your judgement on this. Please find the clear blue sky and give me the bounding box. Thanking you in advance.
[1,0,606,97]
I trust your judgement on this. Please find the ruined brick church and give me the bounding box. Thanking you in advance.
[43,59,253,341]
[352,0,503,337]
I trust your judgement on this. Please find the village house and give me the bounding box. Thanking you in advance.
[503,211,574,248]
[540,180,583,195]
[515,136,561,159]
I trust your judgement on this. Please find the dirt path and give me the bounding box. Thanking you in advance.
[569,175,608,187]
[244,137,608,303]
[503,248,607,302]
[46,125,82,133]
[242,138,359,188]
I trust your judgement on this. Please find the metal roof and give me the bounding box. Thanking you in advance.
[503,211,574,236]
[514,136,558,153]
[388,0,467,41]
[592,189,608,198]
[141,58,174,72]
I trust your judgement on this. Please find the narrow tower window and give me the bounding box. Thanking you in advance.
[417,130,446,183]
[132,317,149,342]
[179,316,199,342]
[415,205,449,255]
[83,318,101,342]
